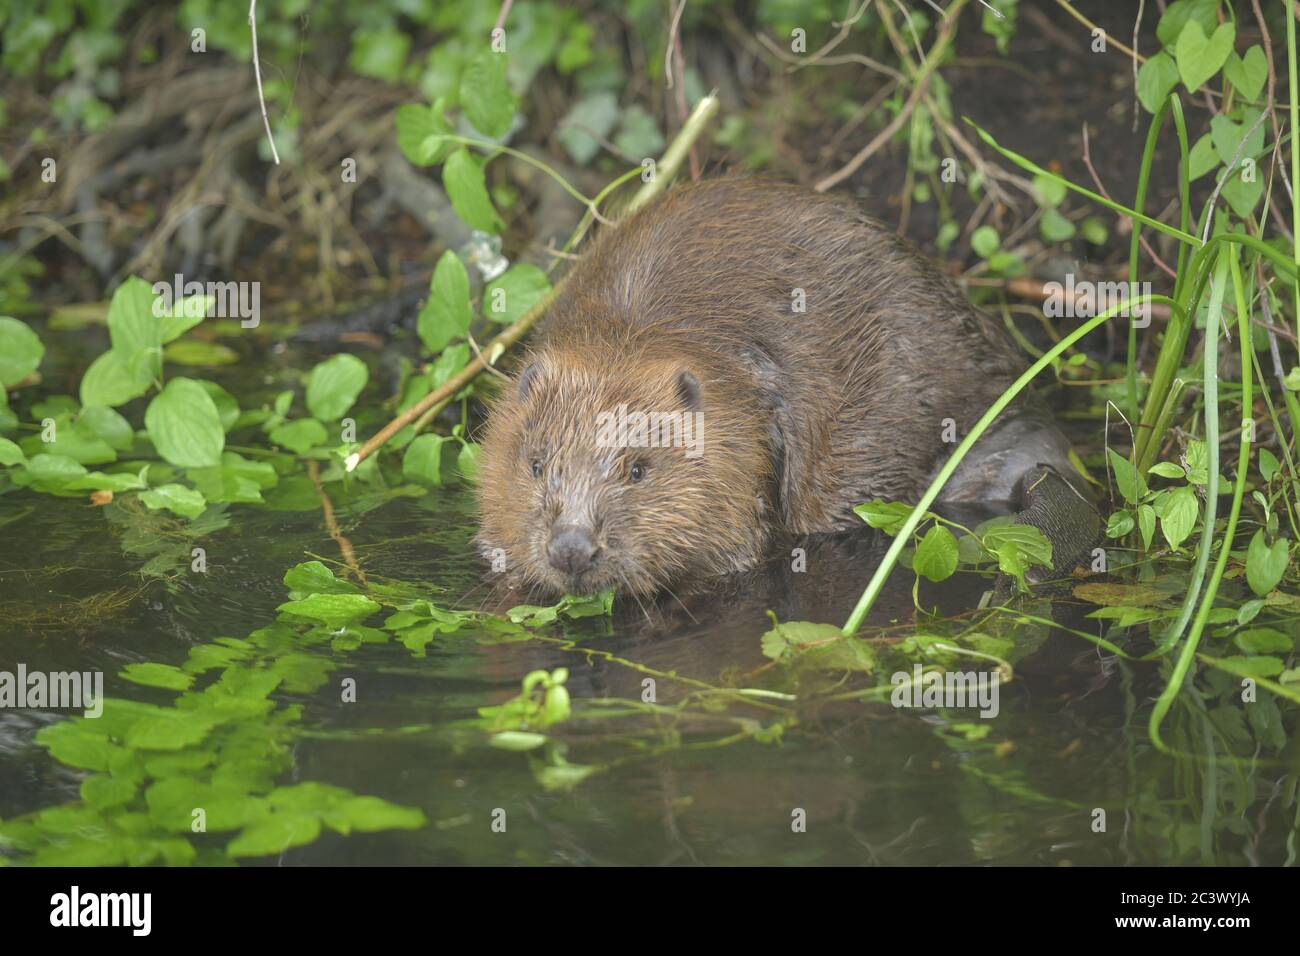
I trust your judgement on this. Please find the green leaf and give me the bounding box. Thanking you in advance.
[402,433,448,485]
[1158,484,1198,550]
[1032,173,1067,208]
[913,525,959,582]
[80,348,151,408]
[106,276,164,382]
[65,470,147,493]
[124,711,218,750]
[853,500,920,536]
[120,663,194,691]
[483,263,551,325]
[322,796,425,834]
[1245,530,1288,596]
[144,377,225,467]
[227,813,322,857]
[1156,0,1218,50]
[157,294,210,343]
[1206,654,1285,678]
[457,441,480,480]
[1174,21,1234,93]
[163,340,239,366]
[1233,627,1293,654]
[1237,598,1265,626]
[1183,440,1209,483]
[37,721,115,771]
[1187,133,1218,180]
[277,593,382,628]
[442,148,504,233]
[1137,503,1156,551]
[395,101,454,166]
[983,523,1054,570]
[283,560,362,596]
[81,775,137,811]
[614,105,665,159]
[19,420,116,465]
[306,353,368,421]
[13,453,86,491]
[1081,217,1108,245]
[970,225,1000,258]
[79,405,135,451]
[760,619,844,661]
[1039,207,1076,242]
[139,483,207,520]
[557,91,619,164]
[490,731,549,751]
[460,52,516,138]
[0,437,25,466]
[417,251,472,352]
[1136,51,1179,114]
[1259,448,1279,482]
[1210,109,1265,166]
[1107,448,1146,504]
[146,778,269,833]
[1224,45,1267,101]
[269,418,328,455]
[0,316,44,386]
[183,466,259,504]
[1220,172,1263,219]
[196,380,241,432]
[348,27,410,84]
[1148,461,1186,479]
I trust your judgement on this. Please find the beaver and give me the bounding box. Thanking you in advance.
[474,177,1097,598]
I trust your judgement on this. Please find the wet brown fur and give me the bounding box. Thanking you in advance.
[475,178,1027,597]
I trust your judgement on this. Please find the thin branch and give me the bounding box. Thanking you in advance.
[1053,0,1146,62]
[344,95,720,472]
[1080,123,1177,280]
[494,0,514,35]
[814,0,966,192]
[248,0,281,165]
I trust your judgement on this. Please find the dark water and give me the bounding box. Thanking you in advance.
[0,329,1292,866]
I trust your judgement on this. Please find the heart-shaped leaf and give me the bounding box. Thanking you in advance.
[1224,45,1267,101]
[1175,21,1234,93]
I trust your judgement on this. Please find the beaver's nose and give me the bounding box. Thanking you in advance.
[547,525,598,575]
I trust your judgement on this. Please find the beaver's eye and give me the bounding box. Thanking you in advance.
[531,459,543,478]
[629,462,645,483]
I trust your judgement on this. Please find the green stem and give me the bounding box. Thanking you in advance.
[1146,253,1228,688]
[1289,0,1300,350]
[841,293,1183,635]
[1127,95,1192,420]
[1148,247,1255,752]
[964,118,1198,245]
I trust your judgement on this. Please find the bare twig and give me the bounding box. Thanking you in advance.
[1053,0,1147,62]
[494,0,514,35]
[1080,124,1177,279]
[814,0,966,193]
[1131,0,1144,130]
[307,459,365,583]
[344,95,721,472]
[248,0,281,165]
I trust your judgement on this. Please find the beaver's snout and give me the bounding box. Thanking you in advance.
[547,524,599,576]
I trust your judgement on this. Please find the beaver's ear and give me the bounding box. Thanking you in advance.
[517,361,544,399]
[674,369,701,410]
